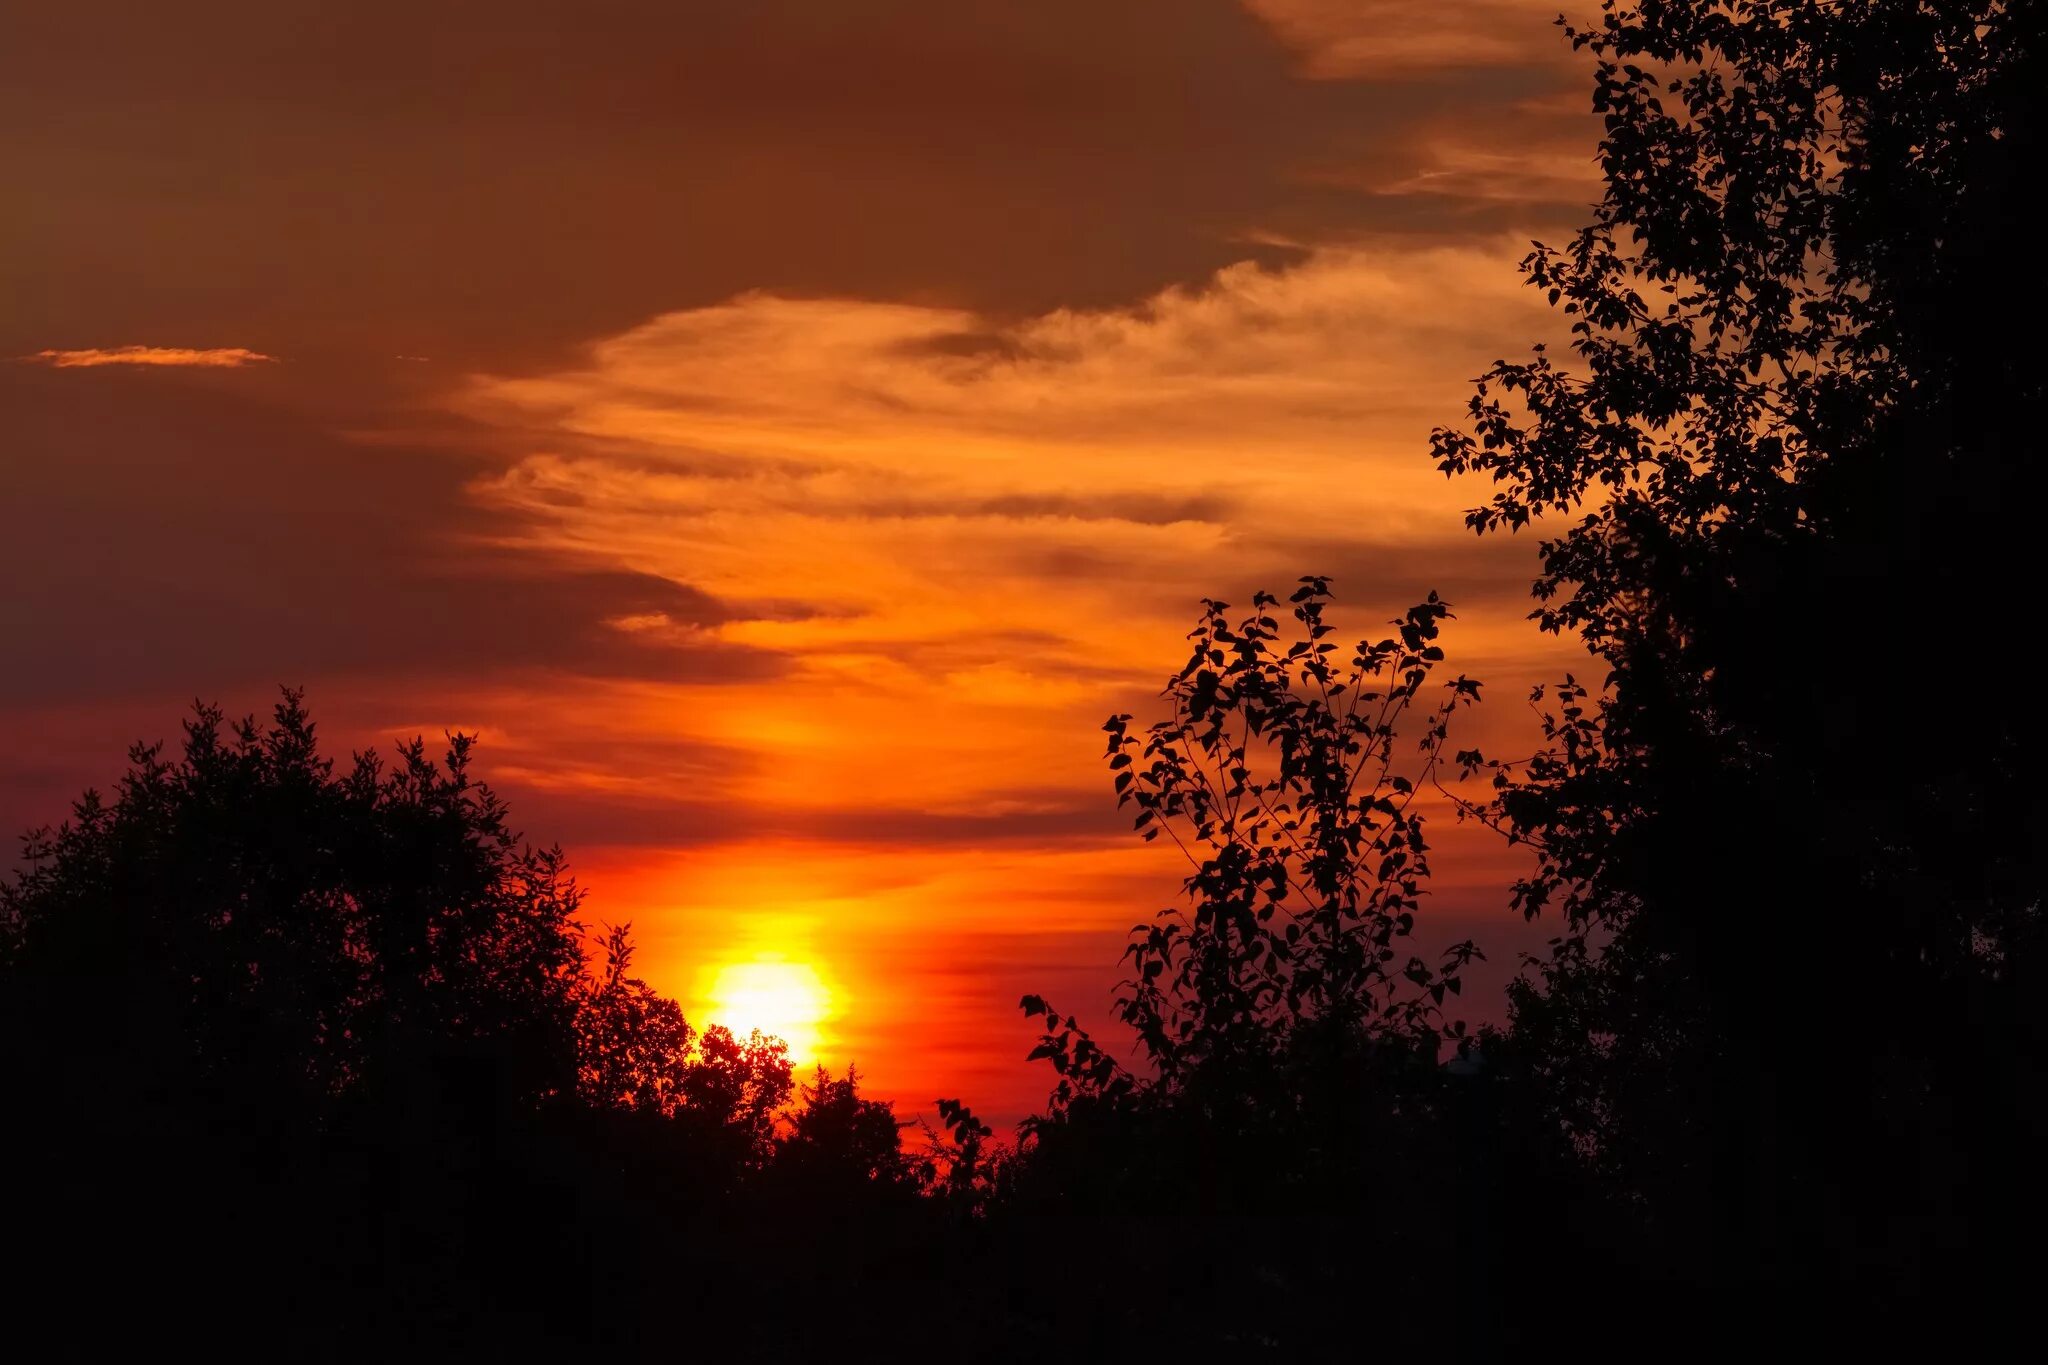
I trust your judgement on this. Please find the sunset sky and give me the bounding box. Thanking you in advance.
[4,2,1599,1123]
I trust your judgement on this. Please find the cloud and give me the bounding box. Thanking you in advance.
[1242,0,1572,77]
[448,239,1579,852]
[25,345,276,368]
[462,242,1555,488]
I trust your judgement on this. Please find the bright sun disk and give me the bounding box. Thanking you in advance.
[706,960,832,1064]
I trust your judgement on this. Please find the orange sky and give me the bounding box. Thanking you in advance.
[3,1,1598,1124]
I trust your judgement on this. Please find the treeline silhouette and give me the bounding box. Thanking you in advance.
[7,1,2046,1356]
[0,698,951,1355]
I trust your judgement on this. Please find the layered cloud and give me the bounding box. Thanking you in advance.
[442,240,1585,1111]
[457,240,1570,695]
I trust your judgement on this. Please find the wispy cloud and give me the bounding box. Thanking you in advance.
[25,345,276,369]
[1243,0,1569,77]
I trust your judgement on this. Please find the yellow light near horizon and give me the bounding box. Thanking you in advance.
[707,960,832,1064]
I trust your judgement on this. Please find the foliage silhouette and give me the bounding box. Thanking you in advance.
[1100,580,1483,1076]
[1007,582,1493,1260]
[577,922,795,1177]
[924,1095,1002,1214]
[772,1064,924,1199]
[1431,0,2048,1303]
[0,692,941,1356]
[2,691,586,1128]
[979,4,2048,1346]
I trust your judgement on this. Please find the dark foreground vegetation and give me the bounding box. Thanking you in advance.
[6,2,2046,1356]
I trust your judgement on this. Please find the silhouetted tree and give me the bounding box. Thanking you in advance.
[1102,582,1483,1074]
[0,693,622,1350]
[576,923,792,1161]
[0,692,835,1354]
[1,691,586,1135]
[1013,583,1487,1219]
[922,1096,1006,1217]
[1434,0,2048,1300]
[773,1065,923,1200]
[677,1024,795,1170]
[577,923,697,1115]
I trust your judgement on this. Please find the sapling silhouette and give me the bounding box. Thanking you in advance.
[1014,581,1488,1219]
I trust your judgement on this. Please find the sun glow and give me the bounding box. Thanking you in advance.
[706,960,833,1064]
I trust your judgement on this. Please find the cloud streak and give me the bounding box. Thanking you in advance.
[26,345,276,369]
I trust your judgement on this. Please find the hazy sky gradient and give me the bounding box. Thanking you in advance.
[5,1,1598,1121]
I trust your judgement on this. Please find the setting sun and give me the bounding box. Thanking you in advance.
[706,960,833,1064]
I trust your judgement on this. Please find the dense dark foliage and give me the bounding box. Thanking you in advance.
[2,693,585,1123]
[988,0,2048,1349]
[1425,0,2048,1318]
[0,697,937,1356]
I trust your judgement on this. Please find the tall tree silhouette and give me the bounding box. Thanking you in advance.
[1433,0,2048,1294]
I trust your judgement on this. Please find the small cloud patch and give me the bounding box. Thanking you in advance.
[25,346,276,369]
